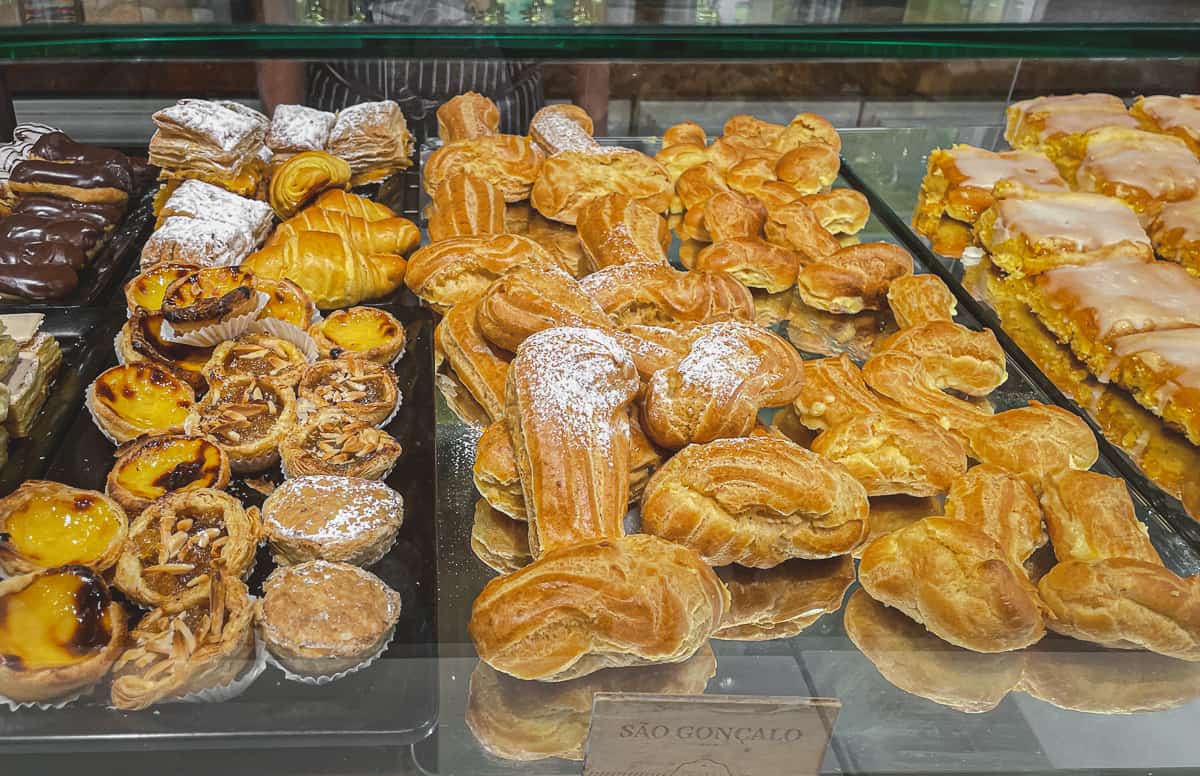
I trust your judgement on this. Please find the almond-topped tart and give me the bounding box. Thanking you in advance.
[161,266,260,339]
[296,357,401,427]
[185,376,297,473]
[259,560,401,680]
[309,306,406,365]
[110,572,257,710]
[124,263,197,314]
[0,482,128,575]
[106,435,231,514]
[117,311,215,392]
[261,475,404,566]
[113,488,260,610]
[201,334,309,389]
[87,363,196,444]
[0,565,127,703]
[279,407,403,480]
[256,276,317,330]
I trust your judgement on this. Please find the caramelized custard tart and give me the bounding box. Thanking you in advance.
[201,334,309,389]
[106,434,231,514]
[161,266,260,336]
[280,407,402,480]
[87,364,196,444]
[117,311,215,391]
[125,263,197,314]
[0,481,128,575]
[296,357,400,426]
[309,307,406,365]
[256,276,317,329]
[185,376,297,473]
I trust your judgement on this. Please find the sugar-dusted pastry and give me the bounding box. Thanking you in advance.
[150,99,266,196]
[427,172,506,242]
[862,351,993,442]
[1075,127,1200,226]
[812,412,968,498]
[1150,198,1200,276]
[576,192,669,274]
[715,556,854,640]
[1131,94,1200,155]
[844,589,1023,713]
[141,217,255,270]
[886,273,957,328]
[531,148,672,225]
[437,92,500,142]
[1040,469,1160,565]
[471,499,532,574]
[310,306,405,364]
[0,481,127,575]
[279,407,402,480]
[800,188,869,235]
[262,475,403,566]
[156,179,273,244]
[964,401,1099,490]
[1020,646,1200,714]
[475,263,610,353]
[266,103,337,158]
[975,189,1153,277]
[641,321,804,450]
[505,327,639,557]
[326,100,413,185]
[775,142,839,195]
[692,238,800,293]
[113,488,259,610]
[425,134,541,202]
[185,375,297,472]
[875,321,1007,397]
[1004,93,1138,178]
[260,560,401,678]
[126,262,197,314]
[793,353,903,430]
[116,312,214,392]
[87,363,195,444]
[405,233,559,312]
[797,241,914,314]
[641,436,868,567]
[244,229,407,309]
[268,150,352,219]
[1038,558,1200,661]
[529,104,598,156]
[469,534,728,681]
[110,572,257,710]
[0,566,127,704]
[578,261,753,327]
[106,434,230,514]
[942,465,1044,566]
[296,357,400,427]
[763,199,840,261]
[858,516,1045,652]
[435,299,511,423]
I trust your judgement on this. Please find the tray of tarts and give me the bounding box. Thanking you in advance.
[0,299,438,750]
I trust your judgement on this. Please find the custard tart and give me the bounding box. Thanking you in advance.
[279,407,403,480]
[259,560,400,679]
[161,266,260,337]
[201,334,309,389]
[0,481,128,575]
[296,357,401,427]
[117,311,215,391]
[124,263,197,314]
[256,276,317,329]
[261,475,404,566]
[113,488,260,610]
[106,434,231,514]
[309,307,406,365]
[185,376,297,473]
[110,572,257,710]
[87,363,196,444]
[0,566,127,703]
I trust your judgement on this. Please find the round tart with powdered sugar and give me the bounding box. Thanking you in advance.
[261,475,404,566]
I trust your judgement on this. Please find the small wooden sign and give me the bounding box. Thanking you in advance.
[582,693,840,776]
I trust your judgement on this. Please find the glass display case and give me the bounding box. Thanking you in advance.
[2,3,1200,775]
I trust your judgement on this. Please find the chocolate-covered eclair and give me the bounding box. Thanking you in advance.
[0,214,104,254]
[12,194,125,228]
[30,132,133,178]
[0,236,87,270]
[10,159,132,203]
[0,259,79,300]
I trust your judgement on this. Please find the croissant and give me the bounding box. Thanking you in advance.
[243,230,405,309]
[311,188,395,222]
[266,207,420,257]
[268,150,352,219]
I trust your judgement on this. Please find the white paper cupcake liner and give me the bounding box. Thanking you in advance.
[176,632,268,705]
[228,447,282,475]
[1,687,86,711]
[84,387,125,446]
[249,318,319,362]
[160,291,269,347]
[377,391,403,429]
[113,329,127,365]
[263,624,395,686]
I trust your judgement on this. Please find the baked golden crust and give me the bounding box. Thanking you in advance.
[279,407,403,480]
[764,200,841,261]
[1150,198,1200,276]
[126,263,198,314]
[476,263,610,353]
[641,321,804,450]
[844,589,1023,713]
[692,238,799,293]
[256,276,318,329]
[1038,558,1200,660]
[186,376,297,473]
[800,188,870,235]
[260,560,401,676]
[578,261,753,327]
[702,190,766,243]
[428,172,507,242]
[268,150,352,219]
[811,412,968,498]
[309,306,405,365]
[777,112,841,154]
[87,363,196,444]
[943,464,1045,566]
[470,499,532,574]
[775,142,840,195]
[963,401,1099,491]
[113,488,259,610]
[405,233,560,313]
[201,334,309,389]
[857,516,1046,653]
[161,266,259,333]
[117,311,215,392]
[505,327,639,557]
[110,573,256,710]
[793,353,906,431]
[1020,647,1200,714]
[0,482,127,575]
[714,556,854,640]
[875,321,1007,397]
[262,475,404,566]
[886,274,957,329]
[854,494,940,558]
[675,162,729,213]
[797,242,914,314]
[296,357,400,427]
[641,436,868,567]
[468,534,729,682]
[576,193,670,274]
[531,148,672,225]
[1039,469,1161,566]
[663,121,707,149]
[529,104,598,156]
[1131,94,1200,156]
[106,434,230,515]
[1075,127,1200,226]
[264,206,420,258]
[434,298,512,423]
[424,134,542,202]
[0,566,127,703]
[1109,328,1200,446]
[437,92,500,143]
[861,351,993,442]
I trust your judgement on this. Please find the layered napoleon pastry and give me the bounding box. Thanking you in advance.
[105,434,231,514]
[87,364,196,444]
[0,481,127,575]
[309,306,406,365]
[262,475,404,566]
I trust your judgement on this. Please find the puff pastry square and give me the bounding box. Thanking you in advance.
[1004,93,1138,178]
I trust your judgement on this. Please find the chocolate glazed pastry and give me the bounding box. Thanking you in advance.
[0,215,104,254]
[30,131,133,178]
[0,236,86,270]
[0,260,78,299]
[12,195,125,229]
[9,159,133,201]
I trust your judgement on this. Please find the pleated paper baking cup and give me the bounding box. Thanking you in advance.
[0,688,86,711]
[263,625,395,686]
[248,317,319,362]
[177,633,268,705]
[160,291,270,347]
[113,329,126,365]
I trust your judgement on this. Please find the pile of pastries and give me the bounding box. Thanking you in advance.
[915,94,1200,451]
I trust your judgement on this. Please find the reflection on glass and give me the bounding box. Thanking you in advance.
[714,556,854,641]
[1019,646,1200,714]
[751,288,895,362]
[853,494,941,557]
[465,644,717,761]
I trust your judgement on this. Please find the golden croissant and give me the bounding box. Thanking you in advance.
[268,150,352,219]
[311,188,396,222]
[244,230,406,309]
[266,206,420,257]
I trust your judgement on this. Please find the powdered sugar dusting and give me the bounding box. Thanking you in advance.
[532,113,601,155]
[327,101,412,172]
[160,180,273,243]
[267,105,336,154]
[142,216,254,268]
[673,322,762,403]
[153,100,263,157]
[265,475,403,543]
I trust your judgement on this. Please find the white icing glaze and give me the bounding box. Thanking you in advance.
[1113,328,1200,403]
[1156,199,1200,243]
[950,147,1066,191]
[1010,93,1137,139]
[1078,129,1200,199]
[993,192,1149,251]
[1140,95,1200,136]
